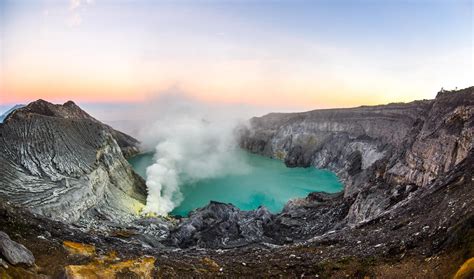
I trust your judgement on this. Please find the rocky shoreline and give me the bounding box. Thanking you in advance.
[0,87,473,278]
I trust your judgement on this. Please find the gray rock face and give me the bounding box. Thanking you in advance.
[240,101,430,197]
[0,231,35,266]
[0,100,146,225]
[4,100,140,158]
[240,87,473,224]
[386,90,474,187]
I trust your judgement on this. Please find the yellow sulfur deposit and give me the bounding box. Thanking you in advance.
[62,241,155,278]
[65,256,155,279]
[201,257,220,272]
[454,257,474,279]
[63,241,96,257]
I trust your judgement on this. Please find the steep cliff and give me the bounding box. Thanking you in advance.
[240,87,473,224]
[0,100,146,224]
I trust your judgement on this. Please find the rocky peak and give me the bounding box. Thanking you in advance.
[3,99,141,158]
[6,99,96,122]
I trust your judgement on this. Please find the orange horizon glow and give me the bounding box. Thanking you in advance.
[1,83,425,110]
[1,1,472,110]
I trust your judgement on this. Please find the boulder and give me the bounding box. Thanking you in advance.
[0,231,35,266]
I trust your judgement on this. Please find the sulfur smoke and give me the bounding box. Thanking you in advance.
[138,93,255,216]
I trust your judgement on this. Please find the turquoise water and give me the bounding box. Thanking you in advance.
[128,151,342,216]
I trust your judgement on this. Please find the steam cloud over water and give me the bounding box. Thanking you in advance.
[138,93,255,215]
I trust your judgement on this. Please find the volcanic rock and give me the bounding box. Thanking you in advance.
[0,100,146,225]
[0,231,35,266]
[240,87,473,225]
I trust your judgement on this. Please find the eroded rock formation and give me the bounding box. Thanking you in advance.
[0,100,146,224]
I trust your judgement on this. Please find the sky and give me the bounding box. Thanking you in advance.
[0,0,473,111]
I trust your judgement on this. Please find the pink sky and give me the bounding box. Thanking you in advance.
[1,0,472,109]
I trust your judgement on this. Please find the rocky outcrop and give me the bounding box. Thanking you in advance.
[168,201,274,248]
[0,100,146,224]
[0,231,35,266]
[386,89,473,187]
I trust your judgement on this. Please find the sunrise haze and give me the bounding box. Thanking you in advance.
[1,0,472,109]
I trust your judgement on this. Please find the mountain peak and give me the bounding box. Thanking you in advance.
[7,99,96,122]
[63,100,78,107]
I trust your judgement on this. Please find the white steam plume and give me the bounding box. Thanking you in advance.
[138,92,253,216]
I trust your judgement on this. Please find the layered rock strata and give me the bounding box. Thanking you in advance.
[0,100,146,224]
[240,87,473,224]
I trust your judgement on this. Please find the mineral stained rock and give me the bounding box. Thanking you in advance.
[61,241,156,279]
[63,241,96,257]
[64,256,156,279]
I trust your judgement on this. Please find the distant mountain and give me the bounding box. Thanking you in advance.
[0,104,24,123]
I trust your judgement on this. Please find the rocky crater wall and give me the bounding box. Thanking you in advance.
[240,87,473,223]
[0,100,146,224]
